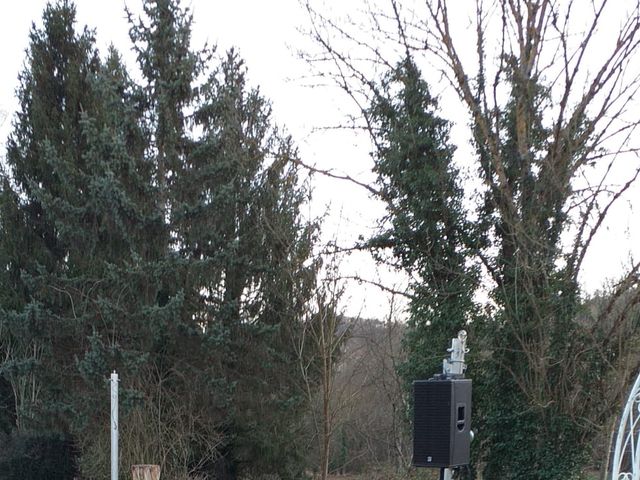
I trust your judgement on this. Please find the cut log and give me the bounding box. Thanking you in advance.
[131,464,161,480]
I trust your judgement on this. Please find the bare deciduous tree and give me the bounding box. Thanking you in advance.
[297,260,351,480]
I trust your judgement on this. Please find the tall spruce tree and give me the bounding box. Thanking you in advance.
[184,51,318,478]
[0,2,178,475]
[126,2,318,476]
[0,0,100,432]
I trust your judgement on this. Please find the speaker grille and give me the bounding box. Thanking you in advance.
[413,380,451,467]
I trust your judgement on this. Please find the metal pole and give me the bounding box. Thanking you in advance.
[111,371,119,480]
[441,330,468,480]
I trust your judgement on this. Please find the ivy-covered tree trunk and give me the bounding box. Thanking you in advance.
[472,70,587,479]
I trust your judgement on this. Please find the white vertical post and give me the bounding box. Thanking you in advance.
[111,371,119,480]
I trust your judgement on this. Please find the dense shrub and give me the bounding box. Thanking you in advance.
[0,431,77,480]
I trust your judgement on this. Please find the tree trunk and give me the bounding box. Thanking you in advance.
[131,464,161,480]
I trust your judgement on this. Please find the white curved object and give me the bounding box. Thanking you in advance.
[612,373,640,479]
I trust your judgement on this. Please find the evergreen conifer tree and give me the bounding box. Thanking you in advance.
[1,2,318,477]
[367,58,478,384]
[0,0,100,431]
[183,51,318,478]
[126,3,318,476]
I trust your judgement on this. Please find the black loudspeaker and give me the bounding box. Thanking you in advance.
[413,378,472,468]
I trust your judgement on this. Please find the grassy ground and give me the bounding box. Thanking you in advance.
[327,469,601,480]
[326,470,439,480]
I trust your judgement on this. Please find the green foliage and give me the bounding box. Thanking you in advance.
[367,55,610,479]
[468,67,589,479]
[367,57,479,384]
[0,0,101,431]
[0,1,318,478]
[0,431,77,480]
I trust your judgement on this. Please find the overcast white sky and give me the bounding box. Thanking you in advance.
[1,1,638,320]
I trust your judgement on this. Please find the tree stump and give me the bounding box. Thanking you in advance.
[131,464,161,480]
